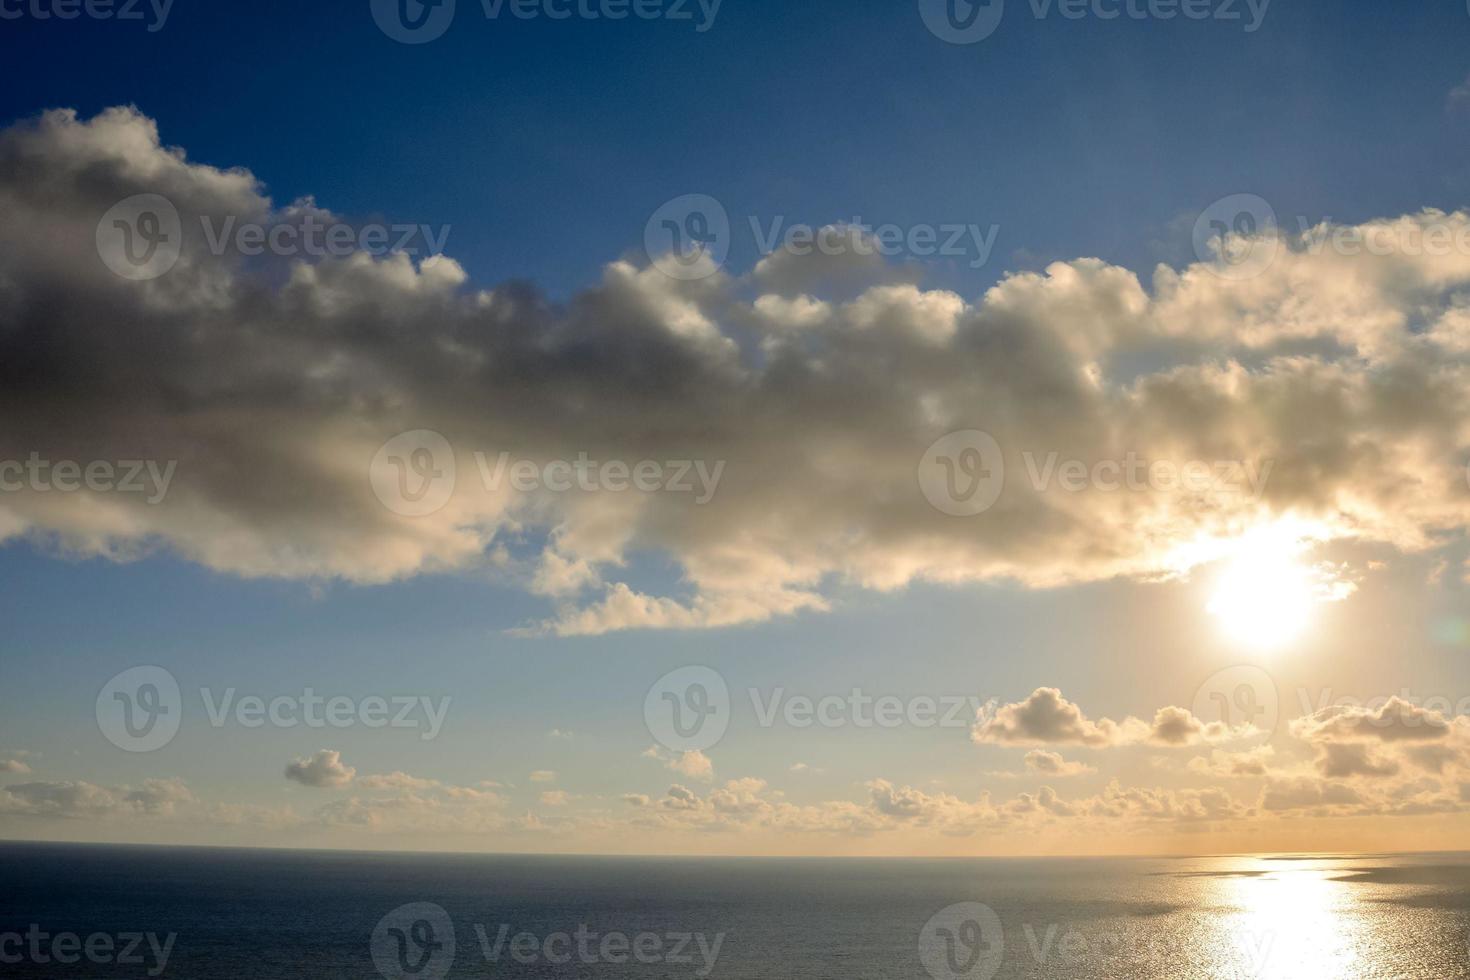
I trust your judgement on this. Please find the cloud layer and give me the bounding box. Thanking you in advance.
[3,107,1470,635]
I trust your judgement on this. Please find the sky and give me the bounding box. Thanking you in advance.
[2,0,1470,856]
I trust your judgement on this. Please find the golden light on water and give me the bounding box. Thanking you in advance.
[1215,861,1372,979]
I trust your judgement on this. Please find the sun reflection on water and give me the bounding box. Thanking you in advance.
[1212,860,1370,979]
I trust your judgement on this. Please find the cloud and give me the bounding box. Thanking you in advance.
[5,107,1470,634]
[1450,74,1470,112]
[0,778,193,818]
[540,791,572,806]
[0,760,32,774]
[284,749,356,788]
[643,746,715,781]
[1023,750,1096,777]
[314,776,507,833]
[528,770,557,783]
[973,689,1251,748]
[1186,746,1276,778]
[356,771,441,792]
[1314,742,1400,779]
[1259,777,1366,813]
[974,688,1131,747]
[1290,698,1454,744]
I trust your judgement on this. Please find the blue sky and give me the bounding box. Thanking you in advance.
[2,0,1470,855]
[5,0,1469,298]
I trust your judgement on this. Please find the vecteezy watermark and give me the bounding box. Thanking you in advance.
[1193,665,1279,736]
[749,689,987,732]
[96,194,451,282]
[1019,452,1273,498]
[369,903,725,980]
[918,0,1270,44]
[918,905,1276,980]
[472,924,724,976]
[369,429,726,517]
[645,666,730,752]
[0,453,177,504]
[0,0,173,31]
[644,667,988,753]
[96,194,183,281]
[96,666,452,751]
[371,0,722,44]
[96,666,183,753]
[197,213,450,262]
[917,431,1005,517]
[1194,193,1470,280]
[918,903,1005,980]
[0,926,177,977]
[1192,193,1281,280]
[372,903,456,980]
[644,194,1001,280]
[917,431,1274,517]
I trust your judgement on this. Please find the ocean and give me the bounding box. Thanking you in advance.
[1,842,1467,978]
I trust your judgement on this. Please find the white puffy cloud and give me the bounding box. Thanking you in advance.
[973,688,1254,748]
[284,749,356,788]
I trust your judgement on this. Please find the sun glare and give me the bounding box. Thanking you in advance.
[1207,525,1326,651]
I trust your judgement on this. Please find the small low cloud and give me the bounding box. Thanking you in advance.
[1023,750,1095,777]
[1187,746,1276,778]
[529,770,557,783]
[644,746,714,781]
[284,750,356,789]
[1450,74,1470,112]
[974,688,1254,748]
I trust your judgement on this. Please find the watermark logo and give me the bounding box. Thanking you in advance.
[371,0,457,43]
[371,430,458,517]
[918,430,1005,517]
[96,194,182,281]
[919,0,1005,44]
[472,923,724,974]
[370,434,726,516]
[372,903,457,979]
[918,903,1005,980]
[920,0,1269,44]
[373,0,720,43]
[645,194,731,281]
[645,195,1001,280]
[99,193,451,278]
[1193,194,1280,280]
[1193,664,1279,736]
[645,666,730,753]
[96,666,182,753]
[0,0,175,31]
[0,454,177,503]
[0,925,176,975]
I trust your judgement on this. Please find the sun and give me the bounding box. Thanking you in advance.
[1207,526,1324,651]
